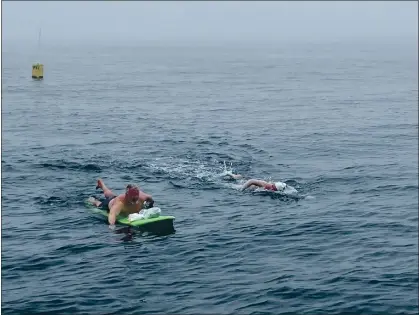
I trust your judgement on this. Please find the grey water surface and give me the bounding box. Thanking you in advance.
[2,39,418,314]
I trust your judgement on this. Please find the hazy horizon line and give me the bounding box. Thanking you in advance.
[2,34,417,46]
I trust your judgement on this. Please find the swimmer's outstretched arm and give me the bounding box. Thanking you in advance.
[226,173,243,180]
[241,179,268,190]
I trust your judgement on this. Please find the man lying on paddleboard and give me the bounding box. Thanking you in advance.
[225,173,287,192]
[87,179,155,229]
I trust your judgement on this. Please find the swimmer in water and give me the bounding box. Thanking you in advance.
[224,173,287,192]
[87,178,154,229]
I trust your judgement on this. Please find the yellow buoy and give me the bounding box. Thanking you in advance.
[32,28,44,80]
[32,63,44,79]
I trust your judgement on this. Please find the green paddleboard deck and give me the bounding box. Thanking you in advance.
[86,203,175,230]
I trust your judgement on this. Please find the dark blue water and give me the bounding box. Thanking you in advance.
[2,39,418,314]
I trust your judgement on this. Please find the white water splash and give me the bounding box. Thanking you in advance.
[147,157,301,196]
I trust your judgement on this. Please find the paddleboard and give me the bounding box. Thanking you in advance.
[86,203,175,233]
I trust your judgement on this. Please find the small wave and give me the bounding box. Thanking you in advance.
[3,255,67,273]
[33,196,64,205]
[312,174,385,186]
[35,160,102,172]
[89,140,119,146]
[1,161,15,172]
[195,140,213,145]
[119,161,146,171]
[54,243,105,256]
[169,181,189,189]
[350,184,419,195]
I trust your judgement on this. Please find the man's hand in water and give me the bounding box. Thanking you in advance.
[109,224,116,231]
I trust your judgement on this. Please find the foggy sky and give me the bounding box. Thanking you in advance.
[2,1,418,44]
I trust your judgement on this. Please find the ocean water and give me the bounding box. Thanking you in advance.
[1,39,418,314]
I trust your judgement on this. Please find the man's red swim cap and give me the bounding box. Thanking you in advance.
[125,184,140,199]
